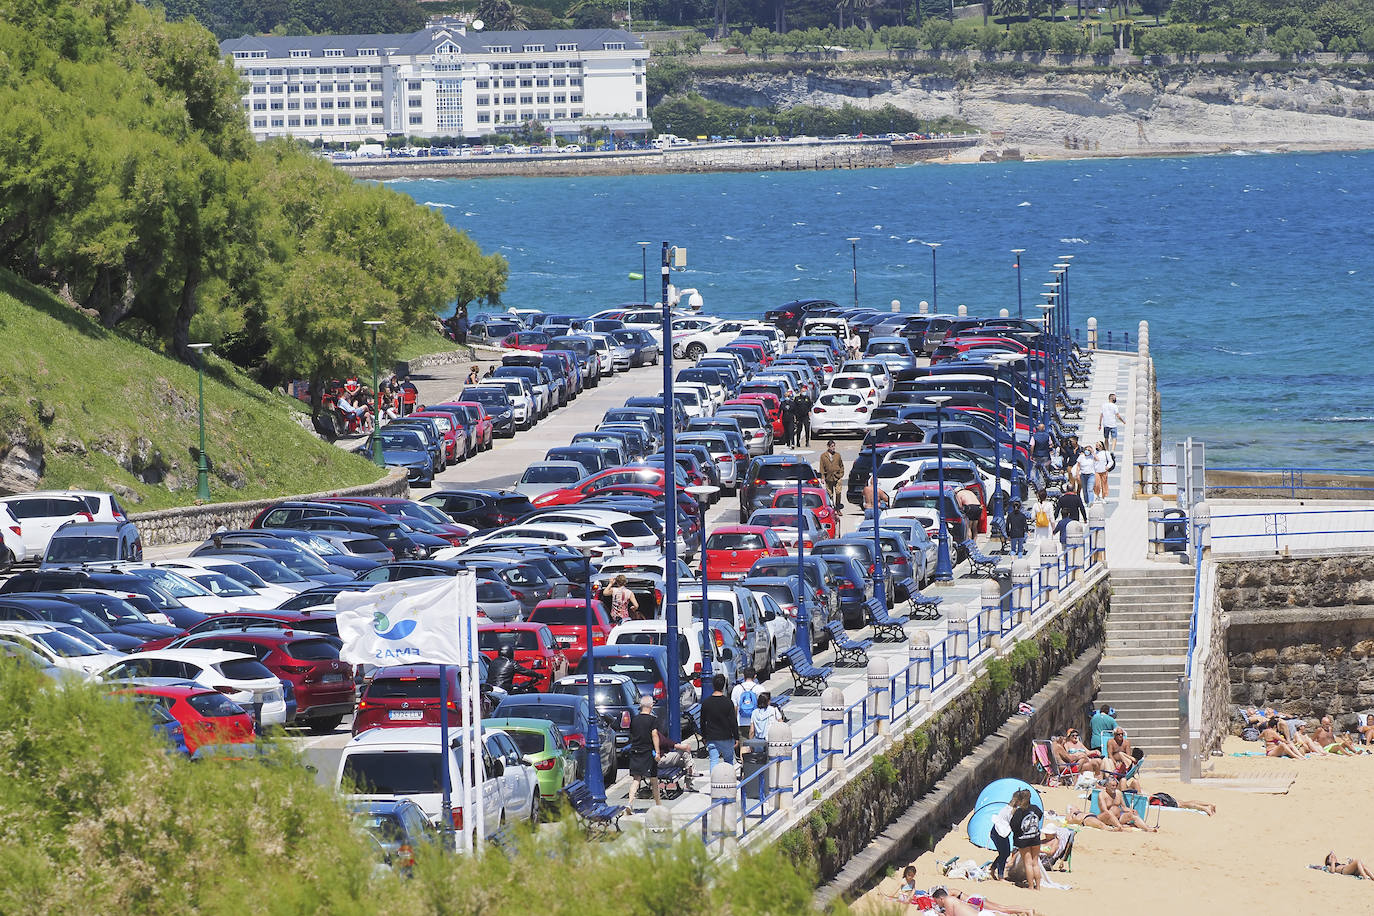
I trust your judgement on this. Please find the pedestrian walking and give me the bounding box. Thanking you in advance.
[699,673,738,774]
[1093,439,1111,501]
[794,393,811,446]
[1006,499,1029,556]
[1099,393,1123,453]
[781,396,796,448]
[627,696,661,806]
[731,667,761,741]
[1030,423,1053,488]
[1054,483,1086,545]
[819,440,845,509]
[1076,445,1097,507]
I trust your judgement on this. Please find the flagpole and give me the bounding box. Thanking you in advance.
[464,572,486,846]
[439,662,454,849]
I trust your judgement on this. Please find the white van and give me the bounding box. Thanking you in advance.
[337,726,539,832]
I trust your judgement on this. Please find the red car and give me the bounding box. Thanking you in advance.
[409,410,466,462]
[500,330,550,352]
[137,610,341,652]
[165,630,356,733]
[318,496,472,546]
[353,664,490,736]
[531,465,670,507]
[771,486,840,539]
[117,683,256,755]
[526,599,612,666]
[703,525,787,581]
[432,401,494,452]
[725,396,784,439]
[476,623,569,692]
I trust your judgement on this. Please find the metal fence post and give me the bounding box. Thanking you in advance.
[949,607,969,674]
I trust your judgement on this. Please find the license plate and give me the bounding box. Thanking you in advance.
[388,710,424,721]
[322,673,343,683]
[555,636,575,645]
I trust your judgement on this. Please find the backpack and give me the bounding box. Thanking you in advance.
[1034,505,1050,528]
[1149,792,1178,808]
[1106,451,1117,472]
[737,686,758,720]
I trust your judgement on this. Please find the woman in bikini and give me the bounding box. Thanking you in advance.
[1052,734,1104,776]
[1322,852,1374,880]
[1061,804,1120,832]
[1261,718,1303,758]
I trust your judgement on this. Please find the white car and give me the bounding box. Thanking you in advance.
[514,461,587,500]
[91,647,288,726]
[584,332,617,375]
[0,621,124,675]
[825,372,881,406]
[45,489,133,523]
[801,315,850,339]
[121,565,246,614]
[678,432,740,490]
[338,726,539,831]
[809,391,874,437]
[441,523,622,559]
[620,308,668,345]
[155,558,299,608]
[675,381,721,414]
[483,379,537,429]
[664,387,705,418]
[519,509,659,552]
[596,552,695,584]
[839,360,894,398]
[0,493,93,561]
[670,317,735,361]
[0,503,23,569]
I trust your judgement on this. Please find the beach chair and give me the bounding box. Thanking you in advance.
[1032,739,1077,787]
[1087,788,1159,828]
[825,621,872,667]
[958,539,1000,577]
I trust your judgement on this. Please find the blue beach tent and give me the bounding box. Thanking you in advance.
[966,779,1043,849]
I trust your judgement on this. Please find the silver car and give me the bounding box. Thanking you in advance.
[514,461,587,500]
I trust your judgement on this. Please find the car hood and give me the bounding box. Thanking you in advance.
[380,448,431,466]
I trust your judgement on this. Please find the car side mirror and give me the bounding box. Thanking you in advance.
[487,759,505,778]
[761,610,776,622]
[720,647,735,661]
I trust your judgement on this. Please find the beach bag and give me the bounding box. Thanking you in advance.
[1149,792,1178,808]
[1241,726,1261,742]
[1034,506,1050,528]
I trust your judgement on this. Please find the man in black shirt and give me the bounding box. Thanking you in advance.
[700,673,738,774]
[627,695,661,805]
[1054,483,1086,545]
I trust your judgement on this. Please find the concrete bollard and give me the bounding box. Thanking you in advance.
[709,762,739,854]
[767,720,795,808]
[1088,502,1107,567]
[1148,496,1165,555]
[948,607,969,674]
[1011,558,1033,625]
[910,631,931,703]
[821,686,847,774]
[957,304,968,317]
[891,299,901,313]
[918,300,929,315]
[1087,316,1098,350]
[999,307,1009,318]
[644,804,673,846]
[982,579,1003,634]
[1194,500,1211,559]
[1039,536,1061,605]
[867,657,891,734]
[1065,520,1086,580]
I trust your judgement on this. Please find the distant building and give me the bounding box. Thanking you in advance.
[219,23,650,143]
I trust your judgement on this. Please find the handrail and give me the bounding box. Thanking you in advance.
[1185,521,1207,679]
[1208,506,1374,553]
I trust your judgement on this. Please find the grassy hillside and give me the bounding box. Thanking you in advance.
[0,270,384,511]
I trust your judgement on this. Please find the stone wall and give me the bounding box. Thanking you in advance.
[785,577,1110,899]
[1219,554,1374,728]
[129,468,410,547]
[1195,558,1230,755]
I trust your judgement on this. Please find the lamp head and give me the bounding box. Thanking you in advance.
[187,343,212,352]
[363,319,385,327]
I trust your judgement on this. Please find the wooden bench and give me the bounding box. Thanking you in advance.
[824,621,872,667]
[782,645,832,696]
[896,577,943,621]
[563,779,626,836]
[866,596,909,643]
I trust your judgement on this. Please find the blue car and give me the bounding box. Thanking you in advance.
[356,429,433,486]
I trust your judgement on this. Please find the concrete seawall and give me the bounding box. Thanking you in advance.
[336,137,979,180]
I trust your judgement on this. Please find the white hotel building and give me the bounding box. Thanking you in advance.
[219,24,651,143]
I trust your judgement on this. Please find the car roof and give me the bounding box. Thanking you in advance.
[112,681,219,698]
[496,693,582,708]
[0,621,60,634]
[484,716,560,734]
[132,648,259,664]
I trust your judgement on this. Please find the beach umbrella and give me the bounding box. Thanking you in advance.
[966,779,1044,850]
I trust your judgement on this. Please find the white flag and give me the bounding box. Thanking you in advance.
[335,576,473,666]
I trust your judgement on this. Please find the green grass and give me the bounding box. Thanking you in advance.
[0,270,384,510]
[394,325,461,361]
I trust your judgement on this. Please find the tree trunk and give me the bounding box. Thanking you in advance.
[172,261,201,362]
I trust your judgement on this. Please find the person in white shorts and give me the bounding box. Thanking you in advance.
[1099,394,1123,452]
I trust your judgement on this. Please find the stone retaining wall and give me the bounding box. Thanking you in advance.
[1219,553,1374,727]
[129,468,410,547]
[788,576,1110,899]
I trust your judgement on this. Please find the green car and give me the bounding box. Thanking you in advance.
[486,716,576,806]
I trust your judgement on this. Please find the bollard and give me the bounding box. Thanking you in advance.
[910,631,931,704]
[644,804,673,847]
[867,657,891,734]
[1148,496,1165,555]
[957,304,968,317]
[918,300,929,315]
[1087,316,1098,350]
[982,578,1002,635]
[1088,502,1107,567]
[891,299,901,313]
[1194,501,1212,559]
[1011,558,1033,626]
[821,686,847,775]
[999,307,1009,318]
[709,762,739,856]
[1039,536,1061,606]
[948,607,969,674]
[768,720,795,808]
[1065,520,1086,581]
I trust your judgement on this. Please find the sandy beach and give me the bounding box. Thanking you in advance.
[855,736,1374,916]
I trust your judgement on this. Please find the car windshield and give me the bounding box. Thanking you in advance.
[504,730,547,755]
[33,629,101,657]
[553,682,629,707]
[477,582,512,602]
[343,752,444,795]
[820,393,863,406]
[73,595,149,624]
[529,605,582,625]
[583,657,657,685]
[479,630,541,652]
[614,631,691,659]
[187,692,247,717]
[216,658,274,681]
[707,532,766,550]
[188,572,258,598]
[284,638,339,660]
[136,568,212,598]
[521,466,582,484]
[749,584,797,605]
[46,536,119,562]
[830,377,867,389]
[38,604,113,633]
[267,551,335,577]
[680,598,735,622]
[773,492,825,509]
[501,702,575,725]
[368,676,439,699]
[869,343,906,354]
[756,463,815,483]
[238,558,309,584]
[379,432,423,450]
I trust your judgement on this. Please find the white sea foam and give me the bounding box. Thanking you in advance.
[1211,346,1255,355]
[464,211,477,217]
[1313,416,1374,423]
[1018,201,1031,207]
[872,224,882,229]
[723,235,737,241]
[1059,237,1089,244]
[422,201,455,209]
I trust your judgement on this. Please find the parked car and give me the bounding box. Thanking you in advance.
[483,717,576,806]
[0,493,94,561]
[550,672,639,754]
[702,525,787,581]
[421,489,535,530]
[91,647,288,727]
[476,623,569,692]
[492,692,617,785]
[113,681,256,755]
[352,663,495,736]
[0,621,124,675]
[348,799,437,876]
[525,598,613,666]
[39,520,143,566]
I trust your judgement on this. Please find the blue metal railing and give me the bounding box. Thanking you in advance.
[840,688,885,757]
[1208,466,1374,498]
[928,632,960,691]
[1208,506,1374,553]
[887,656,924,722]
[683,797,734,850]
[1185,521,1207,679]
[1071,326,1133,350]
[737,758,786,838]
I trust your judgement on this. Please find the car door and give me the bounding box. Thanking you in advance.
[497,732,534,817]
[485,734,524,820]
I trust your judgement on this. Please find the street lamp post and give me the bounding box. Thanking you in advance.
[847,237,861,310]
[1058,255,1074,333]
[660,242,683,742]
[865,423,888,609]
[927,395,954,581]
[1036,301,1056,428]
[582,556,606,801]
[687,485,719,682]
[988,354,1018,532]
[363,319,386,468]
[793,465,813,665]
[1011,249,1025,319]
[924,242,941,312]
[637,241,651,304]
[188,343,212,502]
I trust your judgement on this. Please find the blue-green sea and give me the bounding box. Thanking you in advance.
[388,149,1374,467]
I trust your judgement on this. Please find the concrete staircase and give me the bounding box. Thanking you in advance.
[1096,568,1196,771]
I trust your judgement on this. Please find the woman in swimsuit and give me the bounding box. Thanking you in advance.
[1061,804,1120,832]
[1323,852,1374,880]
[1261,718,1302,758]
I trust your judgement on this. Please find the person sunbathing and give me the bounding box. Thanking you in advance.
[1359,714,1374,746]
[1106,728,1135,771]
[1058,804,1120,831]
[1314,716,1367,755]
[1052,735,1104,776]
[1063,730,1105,770]
[1292,722,1331,756]
[1322,852,1374,880]
[1099,776,1157,832]
[930,886,1037,915]
[1261,719,1303,758]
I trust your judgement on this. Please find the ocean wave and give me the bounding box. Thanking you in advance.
[1018,201,1031,207]
[723,235,737,241]
[1211,346,1254,355]
[1309,416,1374,423]
[422,201,455,209]
[1059,237,1089,244]
[463,211,477,217]
[872,224,882,229]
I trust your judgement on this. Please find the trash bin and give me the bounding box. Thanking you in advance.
[990,566,1014,617]
[1161,508,1188,553]
[740,739,770,802]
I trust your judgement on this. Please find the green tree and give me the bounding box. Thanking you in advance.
[476,0,530,29]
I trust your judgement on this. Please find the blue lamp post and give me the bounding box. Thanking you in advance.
[988,354,1019,532]
[1057,255,1074,333]
[660,241,683,742]
[924,242,941,312]
[637,241,651,304]
[582,555,606,801]
[865,422,888,610]
[687,484,719,682]
[926,395,954,581]
[788,450,814,665]
[1011,249,1025,319]
[363,319,386,468]
[1037,299,1057,428]
[847,237,861,309]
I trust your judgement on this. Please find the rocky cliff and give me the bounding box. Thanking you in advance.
[691,64,1374,156]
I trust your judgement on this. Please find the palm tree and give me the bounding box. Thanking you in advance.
[476,0,529,30]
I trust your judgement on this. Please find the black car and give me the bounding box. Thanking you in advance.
[0,595,146,652]
[25,591,179,642]
[458,387,517,437]
[738,455,821,522]
[493,693,618,784]
[543,445,605,478]
[550,673,640,754]
[420,489,535,531]
[764,299,838,338]
[0,568,207,630]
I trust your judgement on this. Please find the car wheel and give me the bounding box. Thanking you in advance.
[530,791,542,824]
[604,750,617,785]
[306,715,343,735]
[0,548,11,573]
[651,351,659,365]
[686,343,706,360]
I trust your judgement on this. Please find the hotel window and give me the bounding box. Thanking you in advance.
[290,50,308,58]
[408,97,422,108]
[476,96,489,106]
[554,94,565,103]
[637,107,644,117]
[287,84,299,93]
[503,79,516,88]
[535,62,550,70]
[250,50,267,58]
[324,49,343,57]
[269,85,282,93]
[635,91,642,101]
[501,63,516,70]
[553,78,565,87]
[571,94,582,102]
[271,117,284,127]
[305,117,317,126]
[288,117,300,126]
[302,67,316,75]
[304,100,317,110]
[359,49,377,57]
[475,79,489,89]
[270,101,283,110]
[318,67,333,74]
[321,116,333,125]
[536,78,549,87]
[603,42,625,50]
[287,101,299,110]
[369,82,381,92]
[537,110,549,119]
[519,62,533,70]
[252,85,266,94]
[253,118,267,127]
[554,110,565,118]
[354,82,368,92]
[477,113,490,123]
[353,67,368,74]
[520,95,532,104]
[269,68,284,76]
[524,44,544,52]
[635,74,643,84]
[319,82,333,91]
[250,68,266,76]
[321,100,333,109]
[337,115,350,125]
[520,79,532,87]
[503,94,515,104]
[303,85,316,93]
[371,98,383,108]
[370,66,382,74]
[252,101,266,111]
[487,45,511,53]
[571,110,582,118]
[371,115,383,124]
[537,95,549,104]
[556,43,577,51]
[409,80,422,91]
[570,78,583,86]
[234,51,251,60]
[337,99,350,109]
